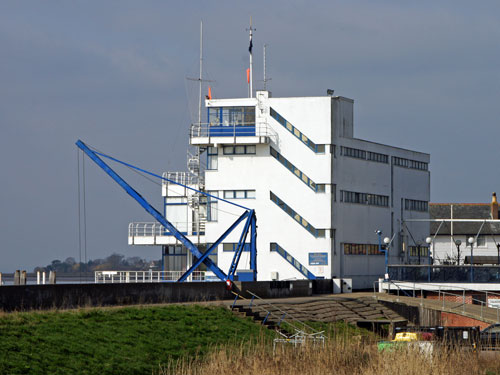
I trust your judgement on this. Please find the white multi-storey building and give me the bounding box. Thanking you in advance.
[129,90,430,288]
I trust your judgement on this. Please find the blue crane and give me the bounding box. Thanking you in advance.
[76,140,257,283]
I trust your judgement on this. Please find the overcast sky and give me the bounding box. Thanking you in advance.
[1,1,500,272]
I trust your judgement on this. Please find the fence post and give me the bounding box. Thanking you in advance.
[48,271,56,285]
[463,289,466,313]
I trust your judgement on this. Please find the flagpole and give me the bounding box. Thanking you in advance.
[248,16,254,98]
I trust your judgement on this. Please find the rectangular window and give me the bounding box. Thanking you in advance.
[207,147,218,170]
[404,199,428,212]
[344,243,384,255]
[409,246,429,257]
[476,236,486,247]
[208,107,255,126]
[367,244,384,255]
[341,190,389,207]
[341,146,366,160]
[367,151,389,164]
[234,145,245,154]
[207,191,218,222]
[393,156,428,171]
[223,190,256,199]
[223,145,256,155]
[246,145,256,154]
[222,243,251,252]
[343,243,366,255]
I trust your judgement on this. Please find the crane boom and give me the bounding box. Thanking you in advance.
[75,139,228,281]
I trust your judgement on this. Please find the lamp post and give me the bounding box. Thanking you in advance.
[455,239,462,265]
[384,237,391,278]
[497,243,500,266]
[376,230,390,279]
[468,237,475,282]
[426,237,432,282]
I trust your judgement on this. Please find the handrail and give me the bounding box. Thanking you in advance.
[128,222,204,237]
[375,279,500,323]
[245,291,325,336]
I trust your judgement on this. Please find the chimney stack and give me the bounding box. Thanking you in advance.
[492,192,499,219]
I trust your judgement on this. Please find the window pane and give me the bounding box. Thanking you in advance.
[223,243,234,251]
[223,146,234,155]
[246,145,256,154]
[246,190,256,199]
[235,190,245,198]
[235,146,245,154]
[223,191,235,199]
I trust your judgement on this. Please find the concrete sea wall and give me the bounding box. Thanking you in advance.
[0,279,332,312]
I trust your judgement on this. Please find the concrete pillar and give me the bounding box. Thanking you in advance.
[37,271,40,285]
[20,270,27,285]
[49,271,56,284]
[0,272,2,285]
[42,272,46,285]
[14,270,20,285]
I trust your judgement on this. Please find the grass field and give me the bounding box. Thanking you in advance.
[0,304,270,375]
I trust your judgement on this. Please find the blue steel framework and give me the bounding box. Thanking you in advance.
[76,140,257,282]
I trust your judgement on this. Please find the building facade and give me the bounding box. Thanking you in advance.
[129,91,430,288]
[430,194,500,265]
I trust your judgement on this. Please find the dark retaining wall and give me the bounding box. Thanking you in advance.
[378,300,442,326]
[0,279,329,312]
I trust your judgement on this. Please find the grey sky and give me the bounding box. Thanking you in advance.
[1,1,499,272]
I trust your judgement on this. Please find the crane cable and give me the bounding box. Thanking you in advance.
[77,149,88,283]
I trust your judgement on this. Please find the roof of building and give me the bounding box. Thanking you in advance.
[430,203,500,235]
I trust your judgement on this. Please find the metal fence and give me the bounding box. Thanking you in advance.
[388,265,500,283]
[94,270,209,283]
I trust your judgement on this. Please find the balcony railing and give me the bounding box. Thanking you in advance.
[162,172,203,187]
[190,122,276,139]
[128,222,205,237]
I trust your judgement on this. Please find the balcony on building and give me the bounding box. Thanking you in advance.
[190,105,273,146]
[128,222,205,246]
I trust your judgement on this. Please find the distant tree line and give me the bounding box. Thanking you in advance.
[34,253,161,273]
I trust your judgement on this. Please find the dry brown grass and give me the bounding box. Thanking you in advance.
[160,336,500,375]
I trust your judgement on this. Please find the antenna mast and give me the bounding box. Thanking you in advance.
[198,20,203,125]
[263,44,271,91]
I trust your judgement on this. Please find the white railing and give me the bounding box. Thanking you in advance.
[94,270,209,283]
[129,222,203,237]
[190,122,277,139]
[162,171,203,187]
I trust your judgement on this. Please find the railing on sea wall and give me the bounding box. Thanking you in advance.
[388,265,500,283]
[94,270,210,283]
